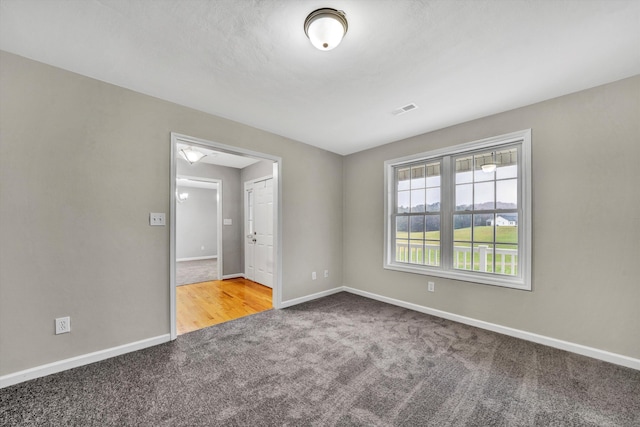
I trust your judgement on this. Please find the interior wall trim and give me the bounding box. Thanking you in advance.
[0,334,171,389]
[176,255,218,262]
[342,286,640,371]
[280,286,344,308]
[221,273,245,280]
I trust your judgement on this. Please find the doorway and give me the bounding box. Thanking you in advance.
[170,133,282,340]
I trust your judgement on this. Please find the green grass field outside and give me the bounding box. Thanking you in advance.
[396,226,518,275]
[396,225,517,245]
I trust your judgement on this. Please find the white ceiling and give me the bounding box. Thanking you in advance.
[1,0,639,155]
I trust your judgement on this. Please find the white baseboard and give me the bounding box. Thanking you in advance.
[177,255,217,262]
[0,334,171,389]
[280,286,344,308]
[343,287,640,371]
[222,273,245,280]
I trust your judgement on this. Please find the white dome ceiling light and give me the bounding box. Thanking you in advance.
[304,8,348,51]
[179,146,207,164]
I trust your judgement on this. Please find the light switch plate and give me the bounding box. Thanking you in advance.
[223,218,232,225]
[150,213,165,226]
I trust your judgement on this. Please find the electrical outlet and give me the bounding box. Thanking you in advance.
[428,281,435,292]
[324,270,329,278]
[55,317,71,334]
[312,271,317,280]
[149,213,165,226]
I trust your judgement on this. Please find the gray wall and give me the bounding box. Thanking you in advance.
[176,186,217,260]
[177,161,242,275]
[241,159,275,183]
[343,75,640,359]
[0,51,343,375]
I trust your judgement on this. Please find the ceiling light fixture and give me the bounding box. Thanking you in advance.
[179,147,206,164]
[177,192,189,203]
[481,152,497,173]
[304,8,348,51]
[481,164,497,173]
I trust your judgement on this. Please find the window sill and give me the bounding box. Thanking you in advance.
[383,262,531,291]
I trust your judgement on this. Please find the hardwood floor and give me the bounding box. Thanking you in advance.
[176,278,272,335]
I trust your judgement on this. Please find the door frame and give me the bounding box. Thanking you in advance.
[170,132,283,340]
[176,174,223,282]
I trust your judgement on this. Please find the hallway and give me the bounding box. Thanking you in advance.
[176,278,272,335]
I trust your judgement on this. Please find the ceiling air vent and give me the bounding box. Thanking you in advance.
[392,103,418,116]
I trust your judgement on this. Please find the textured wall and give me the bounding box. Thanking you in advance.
[177,161,242,275]
[343,75,640,359]
[241,159,275,184]
[176,186,217,260]
[0,51,343,375]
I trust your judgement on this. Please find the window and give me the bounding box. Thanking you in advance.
[384,130,532,290]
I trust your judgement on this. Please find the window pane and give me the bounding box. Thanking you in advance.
[473,244,494,272]
[426,161,441,187]
[473,214,494,243]
[455,156,473,184]
[496,214,518,243]
[409,216,424,239]
[495,244,518,275]
[409,240,424,264]
[496,179,517,209]
[397,167,410,191]
[395,239,409,262]
[397,191,410,213]
[425,214,441,267]
[456,184,472,210]
[425,241,440,266]
[411,165,426,189]
[426,188,440,212]
[396,216,408,239]
[453,242,472,270]
[425,215,440,236]
[453,214,472,241]
[474,151,495,182]
[474,181,494,210]
[426,175,440,187]
[496,148,518,180]
[410,189,425,212]
[496,164,517,180]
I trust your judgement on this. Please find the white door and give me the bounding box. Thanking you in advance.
[245,178,274,287]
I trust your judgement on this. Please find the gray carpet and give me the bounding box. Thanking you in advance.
[1,292,639,426]
[176,258,218,286]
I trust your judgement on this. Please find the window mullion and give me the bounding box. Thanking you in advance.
[440,155,453,270]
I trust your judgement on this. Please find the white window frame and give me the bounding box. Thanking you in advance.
[384,129,532,290]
